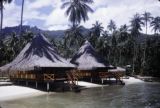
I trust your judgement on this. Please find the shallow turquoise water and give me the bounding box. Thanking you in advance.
[1,82,160,108]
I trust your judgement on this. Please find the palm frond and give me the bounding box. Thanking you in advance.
[80,0,93,4]
[61,2,70,9]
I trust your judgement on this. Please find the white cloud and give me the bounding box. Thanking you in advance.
[3,0,21,27]
[81,0,160,34]
[26,0,53,9]
[4,0,54,29]
[2,0,160,34]
[45,8,69,28]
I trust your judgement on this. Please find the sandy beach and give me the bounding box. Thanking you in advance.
[0,86,46,101]
[77,77,144,88]
[0,77,144,102]
[122,77,144,85]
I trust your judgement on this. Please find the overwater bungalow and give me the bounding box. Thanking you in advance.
[0,34,76,90]
[70,41,124,84]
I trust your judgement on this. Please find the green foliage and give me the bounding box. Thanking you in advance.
[0,31,33,66]
[0,10,160,77]
[61,0,94,25]
[151,17,160,34]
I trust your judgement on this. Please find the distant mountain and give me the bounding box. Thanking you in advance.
[1,25,90,40]
[1,25,159,44]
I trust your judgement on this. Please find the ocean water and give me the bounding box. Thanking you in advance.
[1,82,160,108]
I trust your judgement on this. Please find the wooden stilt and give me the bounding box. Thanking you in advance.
[47,82,50,91]
[17,81,19,85]
[90,78,92,83]
[26,81,28,86]
[101,79,104,84]
[36,82,38,88]
[116,78,118,84]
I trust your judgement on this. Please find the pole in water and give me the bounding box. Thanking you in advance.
[26,81,28,86]
[17,80,19,85]
[101,79,104,84]
[36,82,38,88]
[90,78,93,83]
[47,82,50,92]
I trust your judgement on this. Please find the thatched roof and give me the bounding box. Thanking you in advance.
[0,34,75,72]
[70,40,109,70]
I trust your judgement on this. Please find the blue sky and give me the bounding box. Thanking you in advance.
[3,0,160,34]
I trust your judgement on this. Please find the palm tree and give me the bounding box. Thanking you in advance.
[141,12,152,75]
[130,13,144,75]
[119,24,128,33]
[142,12,152,35]
[89,21,104,48]
[20,0,24,36]
[130,13,144,36]
[118,24,129,43]
[61,0,94,26]
[111,34,118,66]
[151,16,160,34]
[91,21,104,37]
[9,33,19,58]
[0,0,12,35]
[102,30,109,38]
[107,20,116,34]
[64,24,84,57]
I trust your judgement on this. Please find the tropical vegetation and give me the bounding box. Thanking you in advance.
[0,0,160,77]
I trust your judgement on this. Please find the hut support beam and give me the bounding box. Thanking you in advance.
[47,82,50,91]
[90,78,92,83]
[26,81,28,86]
[101,79,104,84]
[35,82,38,88]
[17,81,19,85]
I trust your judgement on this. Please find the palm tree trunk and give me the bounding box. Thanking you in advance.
[132,42,136,76]
[141,21,148,75]
[20,0,24,36]
[0,1,3,36]
[108,49,110,62]
[119,48,122,65]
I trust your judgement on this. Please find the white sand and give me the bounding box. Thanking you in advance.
[0,86,45,101]
[0,82,12,85]
[77,81,104,88]
[77,77,144,88]
[122,77,144,85]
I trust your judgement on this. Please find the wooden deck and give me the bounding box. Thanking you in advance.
[76,70,125,84]
[9,69,125,91]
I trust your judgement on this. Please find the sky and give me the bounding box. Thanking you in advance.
[3,0,160,34]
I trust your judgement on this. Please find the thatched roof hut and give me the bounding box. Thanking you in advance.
[70,40,109,70]
[0,34,75,73]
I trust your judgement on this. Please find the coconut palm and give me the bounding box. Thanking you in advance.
[130,13,144,37]
[130,13,144,75]
[118,24,129,43]
[119,24,128,33]
[107,20,116,34]
[141,12,152,75]
[0,0,12,34]
[64,24,84,56]
[91,21,104,37]
[142,12,152,35]
[151,16,160,34]
[102,30,109,38]
[20,0,24,36]
[61,0,94,26]
[9,33,19,58]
